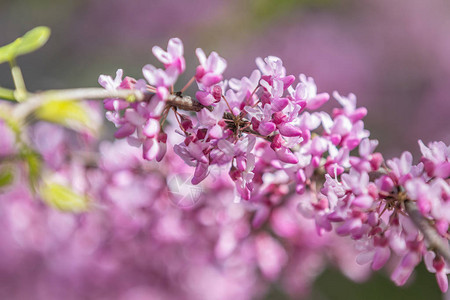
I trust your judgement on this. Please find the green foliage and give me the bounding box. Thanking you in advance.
[40,182,89,212]
[0,26,50,64]
[0,39,22,65]
[0,168,14,188]
[312,264,440,300]
[251,0,334,21]
[34,99,98,134]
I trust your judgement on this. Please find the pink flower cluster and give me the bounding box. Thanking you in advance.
[303,140,450,292]
[0,36,448,299]
[99,38,450,293]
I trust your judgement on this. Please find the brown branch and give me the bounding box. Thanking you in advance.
[11,88,211,121]
[165,94,211,112]
[404,200,450,263]
[242,128,274,142]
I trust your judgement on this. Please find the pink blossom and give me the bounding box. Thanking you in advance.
[424,251,450,292]
[152,37,186,73]
[255,233,288,280]
[290,74,330,110]
[142,64,178,101]
[391,251,421,286]
[195,48,227,88]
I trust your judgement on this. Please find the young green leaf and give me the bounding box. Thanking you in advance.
[34,99,99,134]
[16,26,51,57]
[0,168,14,188]
[0,26,51,64]
[0,39,22,64]
[40,182,89,212]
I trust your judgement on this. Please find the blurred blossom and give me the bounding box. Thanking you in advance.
[0,138,370,299]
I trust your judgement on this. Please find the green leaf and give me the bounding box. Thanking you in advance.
[34,99,99,134]
[0,26,51,64]
[0,39,22,64]
[40,182,89,212]
[16,26,51,57]
[0,169,14,188]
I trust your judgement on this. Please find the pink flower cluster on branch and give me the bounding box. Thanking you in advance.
[98,37,450,293]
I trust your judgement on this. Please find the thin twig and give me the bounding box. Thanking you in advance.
[11,87,213,121]
[242,128,274,142]
[29,88,145,102]
[166,94,211,112]
[12,88,144,121]
[404,200,450,263]
[222,95,235,117]
[180,76,196,93]
[0,87,17,102]
[247,84,260,105]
